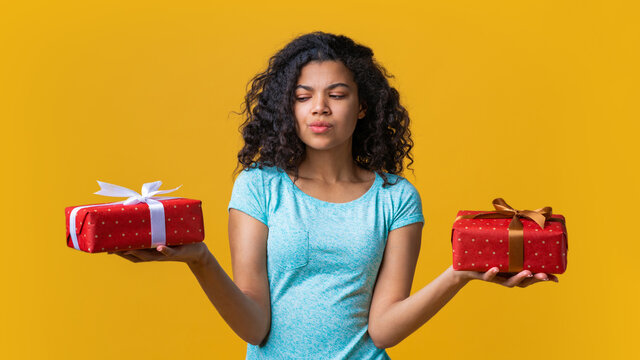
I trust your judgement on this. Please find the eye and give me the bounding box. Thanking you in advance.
[295,95,345,102]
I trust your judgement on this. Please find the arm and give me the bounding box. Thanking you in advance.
[367,222,555,349]
[368,222,463,349]
[187,209,271,345]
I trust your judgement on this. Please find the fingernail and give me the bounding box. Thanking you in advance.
[527,273,533,277]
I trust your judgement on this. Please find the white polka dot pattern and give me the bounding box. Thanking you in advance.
[451,210,568,274]
[65,198,205,253]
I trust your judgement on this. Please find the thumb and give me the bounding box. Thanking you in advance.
[156,245,175,256]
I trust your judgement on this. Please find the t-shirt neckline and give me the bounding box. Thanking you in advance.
[281,169,380,206]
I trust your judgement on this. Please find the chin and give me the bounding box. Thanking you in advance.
[302,139,338,151]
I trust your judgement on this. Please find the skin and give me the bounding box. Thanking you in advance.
[110,60,558,349]
[287,60,372,200]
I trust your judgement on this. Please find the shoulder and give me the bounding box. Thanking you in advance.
[377,172,420,196]
[235,163,282,183]
[232,164,286,200]
[378,172,424,231]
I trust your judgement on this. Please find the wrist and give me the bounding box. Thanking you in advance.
[188,243,213,269]
[446,265,472,286]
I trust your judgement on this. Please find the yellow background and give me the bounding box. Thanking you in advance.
[2,1,638,359]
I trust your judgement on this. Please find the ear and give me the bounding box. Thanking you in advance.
[358,102,367,119]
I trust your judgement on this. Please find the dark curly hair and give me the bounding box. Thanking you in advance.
[232,31,415,188]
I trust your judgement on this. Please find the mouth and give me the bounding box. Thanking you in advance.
[309,125,332,134]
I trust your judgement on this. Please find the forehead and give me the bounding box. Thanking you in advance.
[296,60,355,86]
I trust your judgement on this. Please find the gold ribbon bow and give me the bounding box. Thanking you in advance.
[454,198,564,272]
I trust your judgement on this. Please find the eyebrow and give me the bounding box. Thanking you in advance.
[295,83,350,91]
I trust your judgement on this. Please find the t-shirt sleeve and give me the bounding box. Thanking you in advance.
[389,179,425,231]
[227,168,268,226]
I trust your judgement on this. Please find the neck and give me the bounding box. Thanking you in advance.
[297,138,359,183]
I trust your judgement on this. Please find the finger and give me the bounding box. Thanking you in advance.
[518,273,559,288]
[156,245,177,257]
[123,249,165,262]
[486,273,510,286]
[485,271,521,286]
[517,276,543,288]
[513,273,546,288]
[533,273,549,281]
[502,270,533,288]
[532,273,559,283]
[482,267,501,282]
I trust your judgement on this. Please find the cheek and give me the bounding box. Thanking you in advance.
[339,101,360,121]
[293,105,306,125]
[338,106,360,129]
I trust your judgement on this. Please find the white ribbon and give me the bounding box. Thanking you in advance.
[69,181,182,251]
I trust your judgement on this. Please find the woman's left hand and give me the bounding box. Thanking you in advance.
[452,265,559,288]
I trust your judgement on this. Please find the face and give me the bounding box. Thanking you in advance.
[293,60,366,152]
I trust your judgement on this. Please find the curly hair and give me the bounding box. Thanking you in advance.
[232,31,415,188]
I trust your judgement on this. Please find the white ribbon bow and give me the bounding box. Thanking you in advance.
[68,181,182,252]
[94,180,182,205]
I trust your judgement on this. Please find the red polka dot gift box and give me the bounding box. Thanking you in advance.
[65,181,205,253]
[451,198,567,274]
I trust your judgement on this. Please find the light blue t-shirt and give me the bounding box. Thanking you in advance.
[227,165,425,359]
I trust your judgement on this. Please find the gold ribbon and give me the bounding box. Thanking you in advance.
[454,198,564,272]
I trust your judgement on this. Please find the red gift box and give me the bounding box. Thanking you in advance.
[65,181,205,253]
[451,198,567,274]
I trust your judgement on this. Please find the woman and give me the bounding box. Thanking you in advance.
[112,31,558,359]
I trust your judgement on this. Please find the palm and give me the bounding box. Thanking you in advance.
[452,266,559,288]
[109,242,208,266]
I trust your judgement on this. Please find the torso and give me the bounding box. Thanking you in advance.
[285,168,376,204]
[251,166,392,359]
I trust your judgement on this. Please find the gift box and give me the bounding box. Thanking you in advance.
[451,198,567,274]
[65,181,205,253]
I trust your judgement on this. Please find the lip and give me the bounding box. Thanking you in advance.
[309,125,332,134]
[310,121,332,127]
[308,121,332,134]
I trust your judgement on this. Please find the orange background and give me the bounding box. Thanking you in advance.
[1,1,638,359]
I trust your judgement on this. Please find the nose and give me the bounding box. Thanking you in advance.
[311,94,331,116]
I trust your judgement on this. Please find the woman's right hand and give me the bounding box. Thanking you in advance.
[108,242,210,267]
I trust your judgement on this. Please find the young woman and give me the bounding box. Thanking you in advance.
[112,31,558,359]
